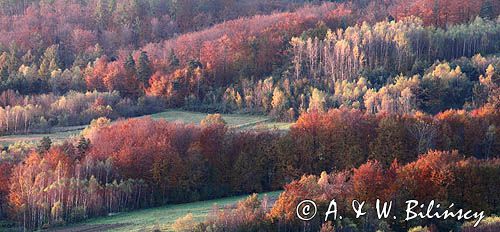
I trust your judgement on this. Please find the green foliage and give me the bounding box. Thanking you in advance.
[136,51,152,86]
[37,136,52,153]
[420,63,472,114]
[62,191,281,231]
[0,2,499,231]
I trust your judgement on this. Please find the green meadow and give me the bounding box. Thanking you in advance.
[49,191,281,232]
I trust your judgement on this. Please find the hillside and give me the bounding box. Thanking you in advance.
[0,0,499,231]
[48,191,281,232]
[0,109,291,146]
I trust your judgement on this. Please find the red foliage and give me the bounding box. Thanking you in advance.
[269,150,499,230]
[43,146,74,175]
[398,150,460,201]
[390,0,496,26]
[85,56,108,92]
[352,160,398,202]
[0,162,13,204]
[290,109,377,171]
[142,3,352,89]
[72,29,98,53]
[269,175,322,221]
[87,118,170,180]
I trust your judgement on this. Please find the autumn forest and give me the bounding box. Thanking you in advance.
[0,0,499,231]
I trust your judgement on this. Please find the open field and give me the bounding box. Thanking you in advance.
[0,110,292,146]
[251,122,294,130]
[146,110,272,129]
[0,127,84,147]
[48,191,282,232]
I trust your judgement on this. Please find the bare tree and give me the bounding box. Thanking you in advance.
[408,118,437,155]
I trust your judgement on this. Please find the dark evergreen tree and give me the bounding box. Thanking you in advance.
[76,136,91,159]
[480,0,494,19]
[37,136,52,153]
[125,53,136,73]
[169,49,179,67]
[136,51,152,87]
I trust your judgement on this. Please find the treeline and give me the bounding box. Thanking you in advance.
[1,107,498,229]
[8,148,147,229]
[289,17,499,86]
[189,151,500,231]
[0,0,307,54]
[0,1,328,99]
[0,90,164,135]
[218,57,494,118]
[2,119,282,229]
[0,2,350,101]
[390,0,499,26]
[0,2,497,119]
[215,53,499,119]
[143,16,500,115]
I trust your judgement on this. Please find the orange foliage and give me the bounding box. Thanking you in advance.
[87,118,171,180]
[146,68,198,106]
[269,150,499,230]
[85,56,108,92]
[85,56,141,97]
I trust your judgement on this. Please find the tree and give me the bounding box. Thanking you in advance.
[308,88,326,112]
[38,45,61,79]
[85,56,108,92]
[271,87,286,118]
[124,53,136,73]
[407,115,437,155]
[370,116,413,166]
[103,60,141,97]
[37,136,52,153]
[94,0,111,31]
[0,162,12,219]
[172,213,197,232]
[398,150,459,201]
[352,160,398,202]
[136,51,152,87]
[200,114,226,127]
[420,63,472,114]
[76,136,90,159]
[479,0,495,19]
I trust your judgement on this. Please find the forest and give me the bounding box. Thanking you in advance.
[185,150,499,231]
[0,0,499,231]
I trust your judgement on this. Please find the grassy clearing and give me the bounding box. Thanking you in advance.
[143,109,293,131]
[50,191,282,232]
[0,110,292,146]
[252,122,294,130]
[146,110,271,128]
[0,130,81,147]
